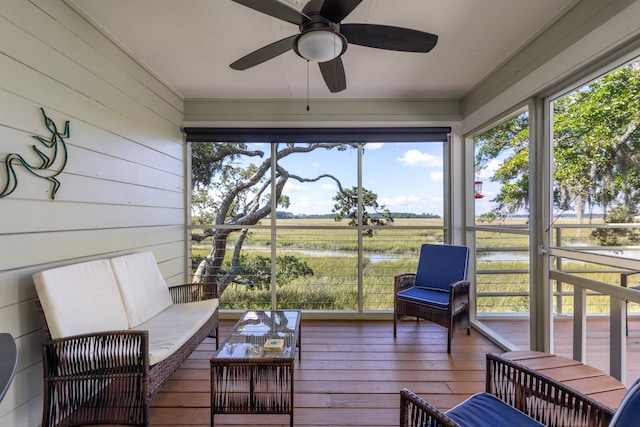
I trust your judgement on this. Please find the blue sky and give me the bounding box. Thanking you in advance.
[232,141,503,217]
[272,141,497,217]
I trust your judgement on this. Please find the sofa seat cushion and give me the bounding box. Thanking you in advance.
[396,286,449,309]
[446,393,544,426]
[33,259,129,339]
[110,252,173,328]
[132,299,219,365]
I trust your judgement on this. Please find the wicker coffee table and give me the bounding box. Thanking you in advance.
[210,310,301,427]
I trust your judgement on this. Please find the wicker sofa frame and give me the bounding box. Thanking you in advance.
[400,352,616,427]
[37,282,218,427]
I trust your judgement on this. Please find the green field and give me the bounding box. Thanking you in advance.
[191,217,640,314]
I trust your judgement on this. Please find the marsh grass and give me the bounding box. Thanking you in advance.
[192,217,640,314]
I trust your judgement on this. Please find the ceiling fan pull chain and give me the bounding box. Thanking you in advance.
[306,60,310,111]
[333,35,337,91]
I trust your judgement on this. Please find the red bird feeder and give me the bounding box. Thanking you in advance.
[474,181,484,199]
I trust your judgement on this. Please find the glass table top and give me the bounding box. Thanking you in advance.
[214,310,300,360]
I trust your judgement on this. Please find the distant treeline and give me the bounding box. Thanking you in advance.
[274,212,441,219]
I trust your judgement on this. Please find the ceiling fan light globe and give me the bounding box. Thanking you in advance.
[296,30,345,62]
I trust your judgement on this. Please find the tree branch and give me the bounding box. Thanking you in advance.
[288,173,345,193]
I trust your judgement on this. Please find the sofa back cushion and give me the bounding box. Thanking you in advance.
[109,252,173,328]
[415,244,470,292]
[33,259,129,339]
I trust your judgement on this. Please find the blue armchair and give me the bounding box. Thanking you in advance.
[393,244,471,353]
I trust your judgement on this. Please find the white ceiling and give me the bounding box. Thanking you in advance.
[68,0,577,100]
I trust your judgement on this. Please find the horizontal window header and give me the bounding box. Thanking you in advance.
[183,127,451,143]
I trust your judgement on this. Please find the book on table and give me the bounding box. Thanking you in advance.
[263,338,284,351]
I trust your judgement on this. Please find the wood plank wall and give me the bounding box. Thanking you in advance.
[0,1,185,425]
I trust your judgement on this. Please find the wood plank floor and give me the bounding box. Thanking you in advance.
[148,319,501,427]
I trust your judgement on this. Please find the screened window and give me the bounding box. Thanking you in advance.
[185,128,450,312]
[549,58,640,316]
[472,111,531,316]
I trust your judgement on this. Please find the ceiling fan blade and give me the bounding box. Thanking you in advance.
[232,0,309,25]
[319,58,346,93]
[320,0,362,23]
[230,35,298,70]
[341,23,438,52]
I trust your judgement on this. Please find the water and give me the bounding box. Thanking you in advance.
[272,245,640,264]
[295,248,640,263]
[294,249,397,263]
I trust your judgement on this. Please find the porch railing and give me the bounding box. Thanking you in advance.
[475,222,640,383]
[189,220,640,380]
[475,223,640,316]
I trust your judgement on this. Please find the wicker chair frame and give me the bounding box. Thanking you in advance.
[393,272,470,354]
[486,353,615,427]
[37,282,219,427]
[400,388,462,427]
[400,353,616,427]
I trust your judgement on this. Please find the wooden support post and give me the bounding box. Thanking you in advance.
[573,286,586,363]
[610,296,626,383]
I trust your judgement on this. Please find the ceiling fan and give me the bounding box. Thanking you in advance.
[229,0,438,93]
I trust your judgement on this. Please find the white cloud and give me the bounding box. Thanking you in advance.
[316,199,334,207]
[430,171,443,181]
[296,197,312,208]
[285,182,305,192]
[477,159,502,179]
[365,143,384,150]
[321,183,336,191]
[398,149,441,167]
[380,194,424,208]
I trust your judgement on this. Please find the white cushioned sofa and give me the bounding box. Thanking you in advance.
[33,251,219,427]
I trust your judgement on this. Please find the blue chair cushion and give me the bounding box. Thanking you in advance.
[609,377,640,426]
[446,392,544,427]
[396,286,449,309]
[415,244,470,292]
